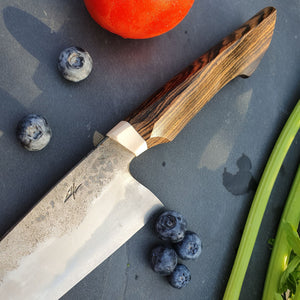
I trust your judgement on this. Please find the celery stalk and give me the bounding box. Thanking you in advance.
[262,164,300,299]
[223,100,300,300]
[295,282,300,300]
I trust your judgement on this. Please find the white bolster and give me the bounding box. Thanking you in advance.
[106,121,148,156]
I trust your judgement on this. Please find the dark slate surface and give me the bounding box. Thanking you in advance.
[0,1,299,299]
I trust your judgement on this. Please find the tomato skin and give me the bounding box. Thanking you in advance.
[84,0,194,39]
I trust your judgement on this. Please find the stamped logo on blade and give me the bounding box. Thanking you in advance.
[64,183,83,203]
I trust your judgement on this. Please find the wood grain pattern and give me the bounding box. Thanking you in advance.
[126,7,277,149]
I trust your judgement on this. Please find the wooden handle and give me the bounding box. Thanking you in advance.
[126,7,277,149]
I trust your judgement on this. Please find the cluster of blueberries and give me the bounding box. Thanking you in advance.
[16,47,92,151]
[151,210,202,289]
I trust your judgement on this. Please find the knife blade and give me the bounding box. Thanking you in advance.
[0,7,276,299]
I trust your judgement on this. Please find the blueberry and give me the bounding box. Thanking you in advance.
[155,210,187,243]
[16,114,52,151]
[173,231,202,260]
[168,264,191,289]
[58,46,92,82]
[150,246,177,276]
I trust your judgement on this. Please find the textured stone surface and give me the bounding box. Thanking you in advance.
[0,1,299,299]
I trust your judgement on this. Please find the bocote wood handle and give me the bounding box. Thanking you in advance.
[126,7,276,149]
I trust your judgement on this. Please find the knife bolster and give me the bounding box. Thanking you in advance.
[107,121,148,156]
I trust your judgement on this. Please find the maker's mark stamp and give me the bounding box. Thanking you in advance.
[64,183,82,203]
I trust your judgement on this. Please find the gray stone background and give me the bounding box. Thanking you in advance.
[0,0,299,299]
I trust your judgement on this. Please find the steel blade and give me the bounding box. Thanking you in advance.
[0,138,163,299]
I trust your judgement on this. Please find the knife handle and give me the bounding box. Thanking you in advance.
[124,7,276,149]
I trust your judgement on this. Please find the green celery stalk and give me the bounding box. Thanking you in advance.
[262,164,300,300]
[284,222,300,256]
[295,280,300,300]
[223,100,300,300]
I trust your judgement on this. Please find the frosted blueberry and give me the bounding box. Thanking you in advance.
[173,231,202,260]
[16,114,52,151]
[58,46,92,82]
[150,246,177,276]
[155,210,187,243]
[168,264,191,289]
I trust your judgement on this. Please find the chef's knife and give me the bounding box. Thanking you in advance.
[0,7,276,299]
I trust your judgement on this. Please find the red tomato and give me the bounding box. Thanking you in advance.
[84,0,194,39]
